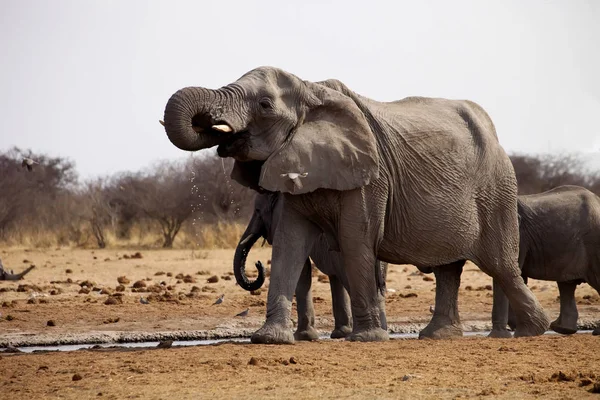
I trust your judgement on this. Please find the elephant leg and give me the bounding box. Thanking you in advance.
[488,280,513,338]
[329,275,353,338]
[550,281,579,335]
[507,277,526,331]
[475,254,549,337]
[251,207,320,345]
[294,259,319,341]
[419,261,465,340]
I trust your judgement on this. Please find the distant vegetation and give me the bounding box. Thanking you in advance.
[0,147,598,249]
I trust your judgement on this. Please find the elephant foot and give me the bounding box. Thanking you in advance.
[294,327,319,341]
[514,309,550,338]
[550,320,577,335]
[251,323,294,344]
[488,328,513,339]
[346,327,389,342]
[419,323,463,340]
[593,327,599,336]
[330,325,352,339]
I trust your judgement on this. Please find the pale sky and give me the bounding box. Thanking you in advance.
[1,0,599,178]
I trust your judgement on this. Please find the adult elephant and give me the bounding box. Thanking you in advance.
[161,66,549,343]
[234,191,388,340]
[490,185,600,337]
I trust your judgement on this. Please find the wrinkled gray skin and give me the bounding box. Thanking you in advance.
[162,66,549,343]
[489,185,600,337]
[235,192,388,340]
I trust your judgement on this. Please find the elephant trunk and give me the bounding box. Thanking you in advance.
[0,265,35,281]
[162,87,228,151]
[233,213,266,291]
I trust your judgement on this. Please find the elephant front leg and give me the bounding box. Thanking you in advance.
[419,261,465,340]
[488,280,513,338]
[329,275,353,338]
[550,281,579,335]
[251,208,320,345]
[293,259,319,341]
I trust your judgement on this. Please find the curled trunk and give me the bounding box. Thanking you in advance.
[233,214,266,291]
[162,87,224,151]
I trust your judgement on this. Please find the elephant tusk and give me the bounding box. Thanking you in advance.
[212,124,233,133]
[159,120,165,126]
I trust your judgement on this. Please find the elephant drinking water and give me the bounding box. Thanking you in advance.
[161,66,549,343]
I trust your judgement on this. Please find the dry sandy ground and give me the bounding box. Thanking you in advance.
[1,248,599,399]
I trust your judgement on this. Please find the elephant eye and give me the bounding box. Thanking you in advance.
[259,98,273,110]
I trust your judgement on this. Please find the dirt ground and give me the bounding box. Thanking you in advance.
[1,248,599,399]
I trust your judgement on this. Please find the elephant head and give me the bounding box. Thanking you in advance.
[161,67,380,194]
[233,192,280,291]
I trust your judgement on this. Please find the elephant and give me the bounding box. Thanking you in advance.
[234,191,388,340]
[489,185,600,337]
[161,66,550,344]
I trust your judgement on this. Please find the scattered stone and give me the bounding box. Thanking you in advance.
[175,273,185,279]
[156,340,173,349]
[549,371,576,382]
[465,286,473,291]
[104,258,111,262]
[250,289,262,296]
[196,270,211,275]
[207,275,219,283]
[248,357,260,366]
[404,285,412,289]
[221,275,232,280]
[131,252,143,259]
[27,298,38,304]
[100,288,113,295]
[47,320,56,327]
[72,373,83,381]
[190,286,201,293]
[79,288,90,295]
[49,288,62,296]
[147,285,163,293]
[23,259,30,263]
[104,296,123,305]
[117,276,130,285]
[422,276,434,282]
[132,280,147,289]
[183,275,196,283]
[155,271,166,276]
[80,280,95,288]
[65,269,73,274]
[289,356,298,364]
[399,292,418,298]
[166,272,173,277]
[115,285,125,292]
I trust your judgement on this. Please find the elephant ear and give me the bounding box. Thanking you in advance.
[258,83,379,194]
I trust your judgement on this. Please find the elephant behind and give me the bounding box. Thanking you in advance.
[234,192,388,340]
[491,185,600,337]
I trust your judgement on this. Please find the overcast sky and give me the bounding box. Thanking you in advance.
[1,0,598,178]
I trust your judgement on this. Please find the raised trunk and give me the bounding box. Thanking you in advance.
[162,87,225,151]
[233,213,266,291]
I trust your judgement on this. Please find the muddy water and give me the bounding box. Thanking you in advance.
[12,330,593,353]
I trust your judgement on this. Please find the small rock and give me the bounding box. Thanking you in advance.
[155,271,166,276]
[79,288,90,294]
[131,252,143,259]
[250,289,262,296]
[72,373,83,381]
[580,378,593,387]
[132,280,147,288]
[104,296,122,305]
[289,356,298,364]
[399,293,418,298]
[175,273,185,280]
[207,275,219,283]
[5,315,14,321]
[190,286,201,293]
[115,285,125,292]
[117,276,130,285]
[221,275,232,281]
[196,270,210,275]
[27,298,38,304]
[47,320,56,327]
[65,269,73,274]
[248,357,260,366]
[166,272,173,277]
[183,275,196,283]
[100,288,113,295]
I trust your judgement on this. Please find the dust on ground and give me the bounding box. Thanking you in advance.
[0,248,599,399]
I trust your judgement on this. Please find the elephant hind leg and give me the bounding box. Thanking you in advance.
[549,281,579,335]
[329,275,352,339]
[294,259,319,341]
[419,260,465,340]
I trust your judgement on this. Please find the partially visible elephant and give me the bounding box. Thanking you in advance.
[490,185,600,337]
[162,66,549,343]
[0,259,34,281]
[234,191,388,340]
